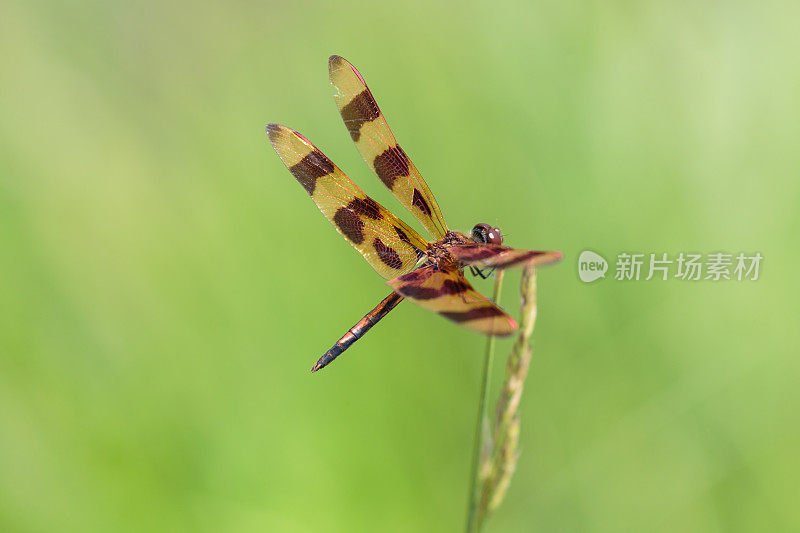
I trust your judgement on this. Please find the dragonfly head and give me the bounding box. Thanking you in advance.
[471,223,503,246]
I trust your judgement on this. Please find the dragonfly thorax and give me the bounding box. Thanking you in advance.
[420,231,470,270]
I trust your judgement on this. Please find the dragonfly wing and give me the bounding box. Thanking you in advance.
[329,55,448,239]
[450,244,562,270]
[387,265,516,336]
[267,123,428,279]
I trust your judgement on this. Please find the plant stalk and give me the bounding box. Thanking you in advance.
[465,270,505,533]
[479,266,538,522]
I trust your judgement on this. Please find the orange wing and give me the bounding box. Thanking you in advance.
[387,265,517,336]
[267,123,428,279]
[450,244,563,270]
[329,55,448,239]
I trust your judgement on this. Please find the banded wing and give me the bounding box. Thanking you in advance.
[329,55,448,239]
[387,265,517,336]
[450,244,563,270]
[267,123,428,279]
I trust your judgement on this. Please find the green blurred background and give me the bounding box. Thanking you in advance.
[1,1,798,531]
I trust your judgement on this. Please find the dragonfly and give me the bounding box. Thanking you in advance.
[267,55,562,372]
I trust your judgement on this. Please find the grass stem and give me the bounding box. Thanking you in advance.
[465,270,505,533]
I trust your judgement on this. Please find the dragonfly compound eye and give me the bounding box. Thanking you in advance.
[472,223,503,245]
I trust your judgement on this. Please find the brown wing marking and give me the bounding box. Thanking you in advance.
[329,55,448,238]
[267,123,428,279]
[450,244,563,270]
[386,265,517,336]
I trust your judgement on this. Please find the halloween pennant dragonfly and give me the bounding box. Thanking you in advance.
[267,55,562,372]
